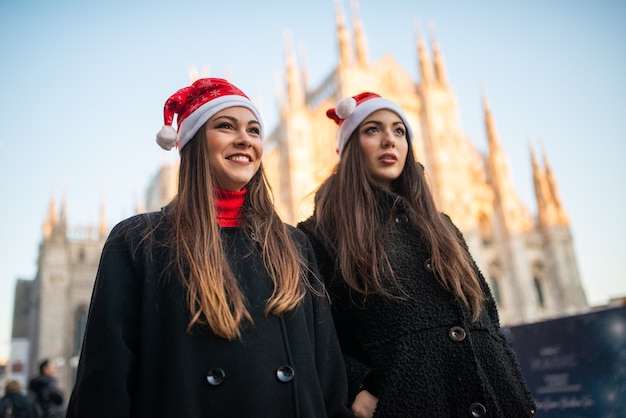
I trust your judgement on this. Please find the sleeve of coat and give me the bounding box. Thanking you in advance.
[66,219,144,418]
[300,233,353,418]
[297,220,374,404]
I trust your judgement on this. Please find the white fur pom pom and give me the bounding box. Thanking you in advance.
[335,97,357,119]
[156,125,177,150]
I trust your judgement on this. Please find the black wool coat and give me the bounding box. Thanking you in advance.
[298,188,536,418]
[66,209,352,418]
[29,374,63,417]
[0,392,34,418]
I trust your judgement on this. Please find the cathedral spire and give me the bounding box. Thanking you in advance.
[414,18,433,87]
[299,41,309,93]
[99,198,107,239]
[350,0,368,68]
[484,94,532,232]
[49,193,57,227]
[43,190,57,238]
[542,145,569,226]
[60,187,67,227]
[283,30,304,106]
[530,142,551,228]
[428,23,448,86]
[483,94,499,150]
[43,186,67,240]
[531,141,569,228]
[334,0,353,68]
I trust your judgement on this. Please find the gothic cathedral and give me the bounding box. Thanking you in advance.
[262,1,588,326]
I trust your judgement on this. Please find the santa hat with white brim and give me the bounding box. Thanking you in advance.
[156,78,264,152]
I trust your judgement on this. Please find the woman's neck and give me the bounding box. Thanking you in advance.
[214,188,246,227]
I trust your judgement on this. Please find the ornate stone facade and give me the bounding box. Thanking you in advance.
[261,2,588,326]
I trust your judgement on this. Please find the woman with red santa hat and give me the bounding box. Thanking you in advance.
[66,78,352,418]
[298,92,536,418]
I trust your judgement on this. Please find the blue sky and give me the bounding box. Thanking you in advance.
[0,0,624,361]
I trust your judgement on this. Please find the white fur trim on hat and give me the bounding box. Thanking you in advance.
[177,95,264,151]
[337,97,413,156]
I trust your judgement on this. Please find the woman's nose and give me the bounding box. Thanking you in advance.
[381,130,395,147]
[234,130,253,147]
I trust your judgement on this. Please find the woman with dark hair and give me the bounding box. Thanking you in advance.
[0,380,35,418]
[67,78,351,418]
[298,92,536,418]
[28,359,63,417]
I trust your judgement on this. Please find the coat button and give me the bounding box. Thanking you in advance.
[469,402,487,417]
[449,326,467,342]
[276,365,295,383]
[206,368,226,386]
[395,214,408,223]
[424,258,433,272]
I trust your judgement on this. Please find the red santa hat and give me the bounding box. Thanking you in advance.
[326,92,413,156]
[156,78,264,152]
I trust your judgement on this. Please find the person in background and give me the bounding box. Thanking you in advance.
[298,92,536,418]
[28,359,63,418]
[66,78,352,418]
[0,380,35,418]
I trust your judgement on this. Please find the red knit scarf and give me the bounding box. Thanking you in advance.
[214,188,246,227]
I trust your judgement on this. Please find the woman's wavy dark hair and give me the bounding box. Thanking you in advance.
[313,127,485,320]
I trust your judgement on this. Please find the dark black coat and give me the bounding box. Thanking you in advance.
[28,375,63,418]
[0,392,35,418]
[66,209,352,418]
[298,188,536,418]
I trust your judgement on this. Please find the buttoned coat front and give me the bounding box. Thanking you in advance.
[66,209,352,418]
[298,188,536,418]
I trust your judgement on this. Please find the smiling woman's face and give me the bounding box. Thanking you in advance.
[204,106,263,191]
[357,109,408,190]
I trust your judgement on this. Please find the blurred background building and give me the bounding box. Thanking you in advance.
[5,1,591,394]
[7,199,107,392]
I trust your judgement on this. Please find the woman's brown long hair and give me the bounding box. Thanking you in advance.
[313,129,486,320]
[169,126,306,340]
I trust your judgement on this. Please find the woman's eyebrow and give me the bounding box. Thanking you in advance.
[362,120,403,126]
[212,115,237,123]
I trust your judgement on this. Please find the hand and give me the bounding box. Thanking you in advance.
[351,389,378,418]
